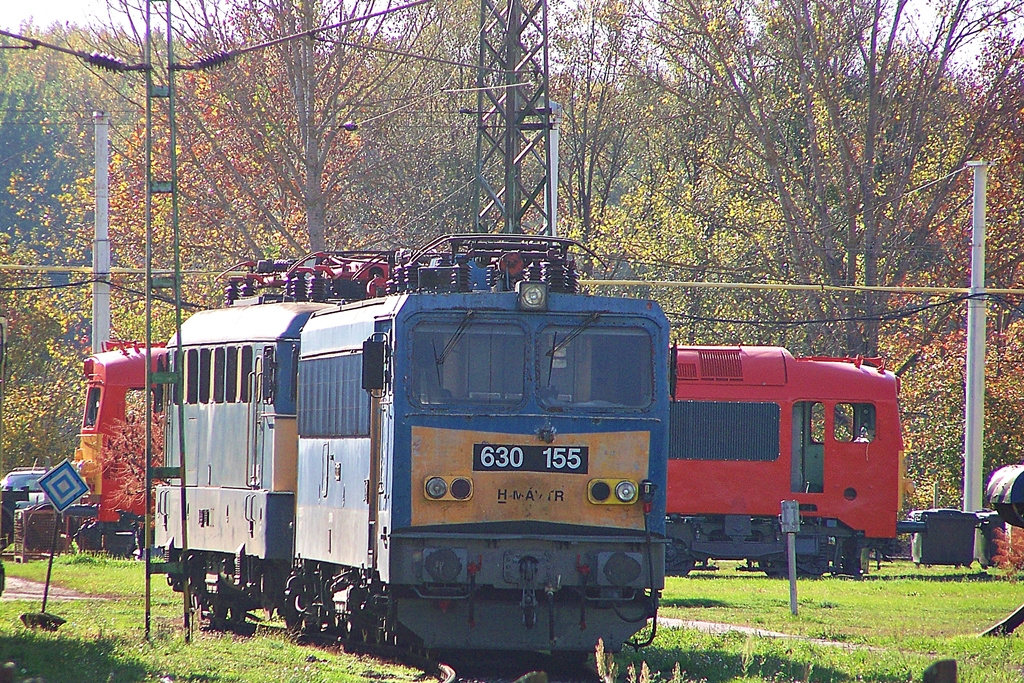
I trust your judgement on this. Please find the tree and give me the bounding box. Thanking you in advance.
[650,0,1021,356]
[164,0,463,254]
[0,27,130,468]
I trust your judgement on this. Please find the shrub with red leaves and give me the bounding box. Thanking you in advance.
[99,412,165,513]
[991,526,1024,577]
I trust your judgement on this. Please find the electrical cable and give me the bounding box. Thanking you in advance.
[664,294,973,328]
[0,28,146,71]
[174,0,436,71]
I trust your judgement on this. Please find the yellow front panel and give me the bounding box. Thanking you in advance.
[410,426,649,530]
[74,434,104,493]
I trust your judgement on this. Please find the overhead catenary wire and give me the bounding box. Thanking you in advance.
[582,279,1024,296]
[0,28,146,71]
[0,263,1021,297]
[174,0,437,71]
[664,294,971,328]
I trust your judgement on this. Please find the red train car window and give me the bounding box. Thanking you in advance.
[834,403,876,443]
[83,387,101,427]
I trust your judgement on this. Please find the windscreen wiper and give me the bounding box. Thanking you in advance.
[545,312,602,384]
[546,312,602,359]
[433,311,476,369]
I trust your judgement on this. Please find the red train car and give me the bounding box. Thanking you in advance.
[73,342,168,552]
[665,346,912,576]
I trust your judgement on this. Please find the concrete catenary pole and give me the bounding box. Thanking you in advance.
[93,111,111,353]
[547,100,562,237]
[963,160,989,514]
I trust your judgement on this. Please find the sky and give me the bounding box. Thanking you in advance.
[0,0,111,32]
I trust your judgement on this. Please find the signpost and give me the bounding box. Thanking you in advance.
[20,460,89,630]
[780,500,800,616]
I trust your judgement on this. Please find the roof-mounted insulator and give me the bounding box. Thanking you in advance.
[256,259,291,274]
[85,51,133,71]
[173,50,236,71]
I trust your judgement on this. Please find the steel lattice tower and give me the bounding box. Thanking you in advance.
[473,0,554,235]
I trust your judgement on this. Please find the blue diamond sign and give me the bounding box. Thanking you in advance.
[38,460,90,513]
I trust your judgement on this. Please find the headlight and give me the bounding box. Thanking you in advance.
[425,477,448,499]
[516,281,548,311]
[615,480,638,503]
[589,480,611,502]
[589,479,640,505]
[450,477,473,500]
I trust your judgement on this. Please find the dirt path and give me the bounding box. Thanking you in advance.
[658,617,883,650]
[1,576,100,602]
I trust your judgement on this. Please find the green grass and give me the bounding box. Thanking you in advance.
[626,561,1024,682]
[0,555,425,683]
[3,556,1024,682]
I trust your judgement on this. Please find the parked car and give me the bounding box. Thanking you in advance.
[0,466,48,548]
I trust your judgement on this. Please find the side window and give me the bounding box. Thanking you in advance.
[835,403,876,443]
[153,353,167,412]
[170,350,180,405]
[225,346,238,403]
[263,346,276,404]
[298,353,370,437]
[186,349,200,404]
[199,348,212,404]
[810,402,825,443]
[83,387,101,427]
[213,347,226,403]
[241,346,254,402]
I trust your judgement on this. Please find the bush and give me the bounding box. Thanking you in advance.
[991,527,1024,577]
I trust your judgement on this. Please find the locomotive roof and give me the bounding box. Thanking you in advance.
[83,344,168,387]
[674,345,898,400]
[169,302,333,346]
[299,290,668,356]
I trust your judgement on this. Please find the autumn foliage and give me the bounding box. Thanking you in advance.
[991,527,1024,577]
[99,413,165,514]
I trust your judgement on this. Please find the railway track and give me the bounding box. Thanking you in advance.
[250,619,600,683]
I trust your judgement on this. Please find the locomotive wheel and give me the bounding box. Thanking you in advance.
[665,542,697,576]
[837,538,864,577]
[279,596,302,633]
[758,559,786,578]
[210,596,229,628]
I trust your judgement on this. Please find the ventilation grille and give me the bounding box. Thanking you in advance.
[677,363,698,380]
[699,349,743,380]
[669,401,780,461]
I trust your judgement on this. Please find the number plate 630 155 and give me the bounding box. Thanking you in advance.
[472,443,589,473]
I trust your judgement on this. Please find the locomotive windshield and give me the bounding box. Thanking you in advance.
[539,325,653,409]
[410,319,526,405]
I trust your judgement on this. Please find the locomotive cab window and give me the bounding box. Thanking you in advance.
[409,318,525,406]
[539,325,653,409]
[83,387,101,427]
[834,403,876,443]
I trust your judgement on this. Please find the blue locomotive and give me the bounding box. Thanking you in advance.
[155,234,669,653]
